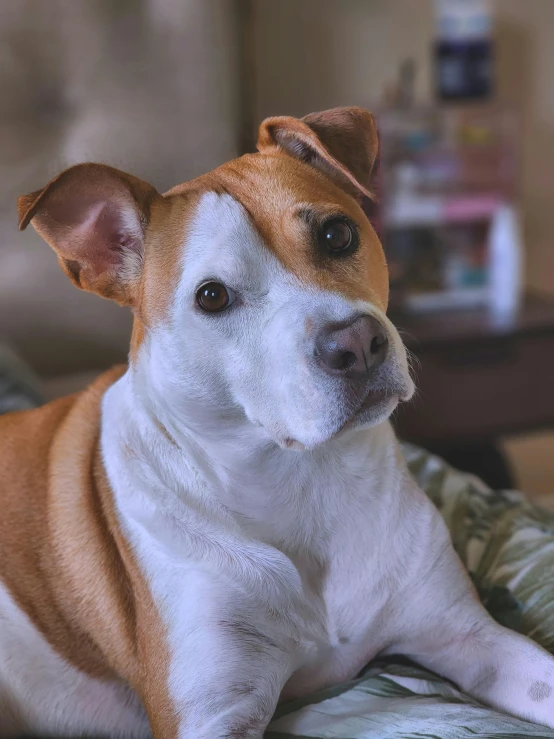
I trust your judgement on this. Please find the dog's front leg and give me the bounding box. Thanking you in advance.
[142,614,294,739]
[386,494,554,728]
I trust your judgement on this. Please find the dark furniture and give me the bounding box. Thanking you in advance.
[391,292,554,489]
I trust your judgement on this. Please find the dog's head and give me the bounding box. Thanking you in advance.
[18,107,414,449]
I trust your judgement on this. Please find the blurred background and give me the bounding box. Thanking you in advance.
[2,0,554,500]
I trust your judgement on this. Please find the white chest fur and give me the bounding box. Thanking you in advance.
[102,375,438,705]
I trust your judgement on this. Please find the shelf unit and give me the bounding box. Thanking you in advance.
[374,104,520,313]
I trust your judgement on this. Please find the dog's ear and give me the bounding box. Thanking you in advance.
[17,163,162,305]
[257,106,378,200]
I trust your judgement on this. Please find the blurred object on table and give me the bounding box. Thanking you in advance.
[375,103,521,317]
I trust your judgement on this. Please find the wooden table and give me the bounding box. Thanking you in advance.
[390,292,554,488]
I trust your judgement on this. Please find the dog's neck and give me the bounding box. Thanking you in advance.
[102,365,399,550]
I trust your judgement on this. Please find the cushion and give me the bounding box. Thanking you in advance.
[0,344,42,414]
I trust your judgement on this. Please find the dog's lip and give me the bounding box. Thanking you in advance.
[338,385,400,433]
[331,397,389,441]
[355,383,400,413]
[359,387,392,408]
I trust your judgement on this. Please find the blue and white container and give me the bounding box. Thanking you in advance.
[488,203,523,325]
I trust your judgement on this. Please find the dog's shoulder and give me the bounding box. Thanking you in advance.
[0,392,77,503]
[0,364,126,480]
[0,364,127,561]
[0,365,133,677]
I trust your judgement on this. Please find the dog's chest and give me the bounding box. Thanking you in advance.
[197,466,405,695]
[277,507,401,697]
[123,490,397,701]
[106,399,408,702]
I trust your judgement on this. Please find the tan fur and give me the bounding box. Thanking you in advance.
[17,164,164,307]
[214,154,388,310]
[162,154,388,312]
[0,368,178,736]
[257,106,378,200]
[138,189,203,326]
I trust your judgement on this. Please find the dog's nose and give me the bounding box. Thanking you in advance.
[315,315,388,379]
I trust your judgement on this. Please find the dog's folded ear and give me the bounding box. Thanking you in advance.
[257,106,378,201]
[17,163,162,305]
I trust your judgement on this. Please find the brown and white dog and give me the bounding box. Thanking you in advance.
[2,107,554,738]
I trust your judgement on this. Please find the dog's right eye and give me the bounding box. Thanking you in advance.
[196,282,234,313]
[317,217,358,258]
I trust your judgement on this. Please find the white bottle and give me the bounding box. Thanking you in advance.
[488,204,523,325]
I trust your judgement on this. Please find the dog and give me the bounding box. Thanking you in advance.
[2,106,554,738]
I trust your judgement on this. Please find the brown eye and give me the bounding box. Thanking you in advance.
[196,282,234,312]
[319,218,357,256]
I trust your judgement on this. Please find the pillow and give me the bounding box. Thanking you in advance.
[0,344,43,414]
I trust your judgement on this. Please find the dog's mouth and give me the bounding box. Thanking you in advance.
[272,369,413,451]
[342,387,398,428]
[336,371,414,435]
[358,387,393,410]
[275,389,397,451]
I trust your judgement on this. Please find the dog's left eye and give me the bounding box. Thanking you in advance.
[318,217,358,256]
[196,282,235,313]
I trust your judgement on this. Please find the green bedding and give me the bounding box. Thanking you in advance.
[1,349,553,737]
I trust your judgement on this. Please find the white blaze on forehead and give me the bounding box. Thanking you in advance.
[174,190,374,329]
[181,192,254,260]
[175,192,405,338]
[178,191,277,296]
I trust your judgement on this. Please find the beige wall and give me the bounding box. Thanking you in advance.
[256,0,434,118]
[0,0,240,376]
[494,1,554,294]
[256,0,554,297]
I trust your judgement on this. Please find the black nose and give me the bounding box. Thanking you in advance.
[315,315,388,380]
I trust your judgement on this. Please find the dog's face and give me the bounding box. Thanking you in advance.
[18,107,413,449]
